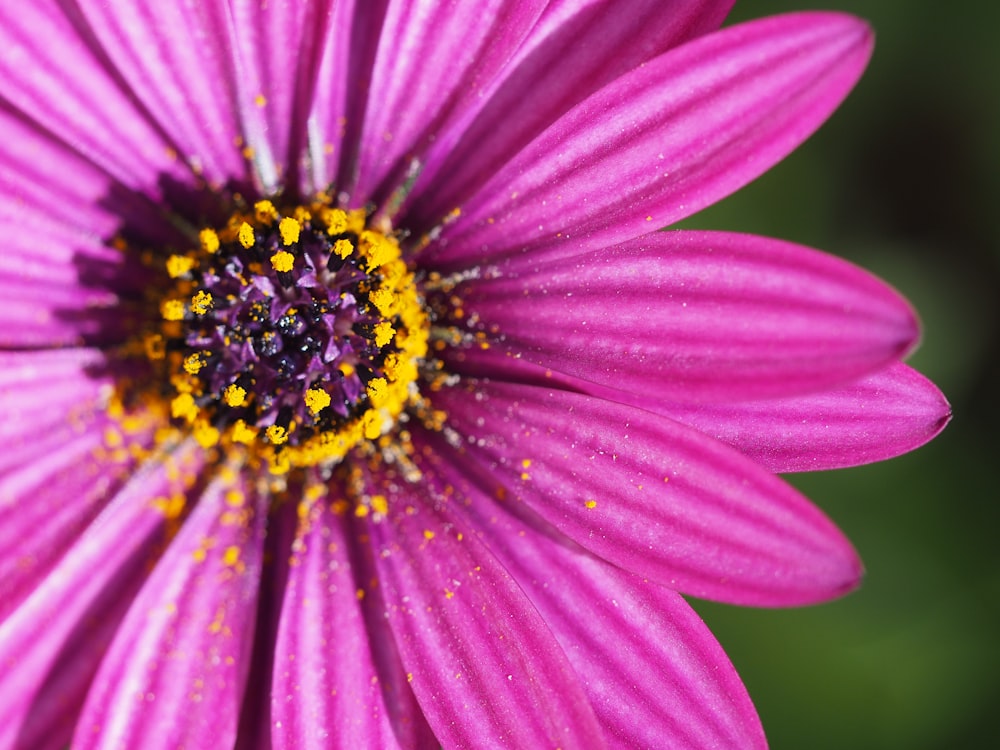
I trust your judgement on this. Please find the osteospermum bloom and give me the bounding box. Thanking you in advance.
[0,1,950,748]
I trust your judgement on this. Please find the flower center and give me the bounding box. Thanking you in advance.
[146,195,429,472]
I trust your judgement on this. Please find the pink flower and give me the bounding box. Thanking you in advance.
[0,2,948,749]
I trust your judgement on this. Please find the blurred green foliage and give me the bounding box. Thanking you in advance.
[678,1,1000,747]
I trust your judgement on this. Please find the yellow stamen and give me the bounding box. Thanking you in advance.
[193,421,220,448]
[166,254,196,278]
[266,425,288,445]
[238,221,256,248]
[369,287,395,316]
[231,420,257,444]
[190,291,213,316]
[323,208,348,234]
[199,228,220,254]
[333,238,353,259]
[161,299,185,321]
[183,352,207,375]
[374,321,395,348]
[171,393,199,423]
[304,387,331,415]
[270,250,295,273]
[366,377,389,408]
[254,200,278,224]
[278,217,301,246]
[223,384,247,407]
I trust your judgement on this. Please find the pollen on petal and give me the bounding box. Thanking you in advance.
[371,494,388,515]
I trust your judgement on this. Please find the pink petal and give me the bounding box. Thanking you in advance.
[411,430,766,749]
[366,477,605,748]
[0,278,131,347]
[67,0,251,189]
[431,379,862,607]
[455,230,918,401]
[0,103,182,248]
[421,12,872,267]
[401,0,735,230]
[0,415,144,622]
[0,3,195,197]
[73,466,266,750]
[229,0,338,191]
[649,363,952,473]
[345,0,548,208]
[0,445,202,750]
[271,494,429,749]
[302,0,370,194]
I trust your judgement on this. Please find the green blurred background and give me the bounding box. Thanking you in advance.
[679,1,999,747]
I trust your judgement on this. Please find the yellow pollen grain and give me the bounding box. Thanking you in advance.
[423,529,435,540]
[370,494,388,515]
[304,387,331,415]
[374,321,395,348]
[171,393,199,423]
[266,425,288,445]
[191,290,213,316]
[254,94,267,107]
[338,362,355,378]
[223,384,247,407]
[166,254,196,278]
[270,250,295,273]
[223,545,241,566]
[238,221,256,248]
[199,228,220,254]
[354,504,370,518]
[183,352,207,375]
[161,299,186,321]
[278,217,301,246]
[585,500,597,510]
[333,238,353,259]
